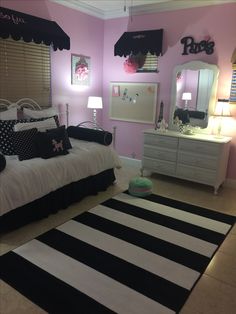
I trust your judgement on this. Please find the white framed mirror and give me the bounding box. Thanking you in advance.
[169,61,219,130]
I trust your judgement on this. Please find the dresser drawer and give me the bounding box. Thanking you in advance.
[143,145,177,162]
[178,152,218,170]
[179,139,220,156]
[144,134,178,150]
[176,165,216,184]
[142,157,176,175]
[142,129,231,193]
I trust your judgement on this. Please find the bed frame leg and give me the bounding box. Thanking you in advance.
[66,103,69,127]
[112,126,117,149]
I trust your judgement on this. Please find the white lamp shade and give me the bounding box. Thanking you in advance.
[214,100,231,116]
[182,92,192,101]
[87,96,103,109]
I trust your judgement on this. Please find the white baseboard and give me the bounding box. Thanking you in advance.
[119,156,236,189]
[119,156,141,169]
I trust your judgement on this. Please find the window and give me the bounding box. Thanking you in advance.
[229,64,236,104]
[0,37,51,107]
[137,52,159,73]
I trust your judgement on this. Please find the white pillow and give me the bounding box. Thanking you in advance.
[14,117,57,132]
[23,107,58,119]
[0,108,17,120]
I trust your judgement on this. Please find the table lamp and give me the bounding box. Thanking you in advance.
[213,99,231,138]
[182,92,192,109]
[87,96,103,125]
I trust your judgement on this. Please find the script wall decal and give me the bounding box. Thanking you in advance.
[181,36,215,55]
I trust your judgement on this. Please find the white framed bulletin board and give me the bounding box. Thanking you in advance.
[109,82,158,123]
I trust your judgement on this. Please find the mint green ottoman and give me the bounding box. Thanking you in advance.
[128,177,153,197]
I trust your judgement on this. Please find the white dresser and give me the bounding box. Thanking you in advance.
[142,129,231,194]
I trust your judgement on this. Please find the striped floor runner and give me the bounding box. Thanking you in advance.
[1,192,235,314]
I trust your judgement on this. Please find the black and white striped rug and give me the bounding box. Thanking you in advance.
[1,192,235,314]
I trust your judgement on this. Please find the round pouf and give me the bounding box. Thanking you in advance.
[128,177,153,197]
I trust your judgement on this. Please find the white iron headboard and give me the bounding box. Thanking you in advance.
[0,98,69,127]
[0,98,41,110]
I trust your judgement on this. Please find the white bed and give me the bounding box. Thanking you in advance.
[0,99,121,231]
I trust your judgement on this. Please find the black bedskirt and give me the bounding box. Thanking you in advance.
[0,169,116,232]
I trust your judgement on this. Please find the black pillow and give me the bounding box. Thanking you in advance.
[0,116,59,156]
[0,119,29,155]
[12,128,38,161]
[46,125,72,150]
[188,110,206,119]
[67,126,113,146]
[174,109,190,125]
[0,152,6,172]
[35,127,69,159]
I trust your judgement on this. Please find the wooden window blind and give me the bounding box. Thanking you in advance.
[230,64,236,104]
[0,37,51,107]
[137,53,159,73]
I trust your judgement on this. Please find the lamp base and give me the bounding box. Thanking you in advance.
[92,109,97,125]
[184,100,188,109]
[214,118,223,139]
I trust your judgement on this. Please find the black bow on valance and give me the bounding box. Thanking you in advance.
[0,6,70,50]
[114,29,163,57]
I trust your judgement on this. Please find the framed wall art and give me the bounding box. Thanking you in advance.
[71,54,90,86]
[109,82,158,123]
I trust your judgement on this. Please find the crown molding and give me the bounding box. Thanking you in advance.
[50,0,129,19]
[50,0,104,19]
[131,0,236,15]
[50,0,236,20]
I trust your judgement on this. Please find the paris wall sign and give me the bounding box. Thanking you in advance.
[180,36,215,55]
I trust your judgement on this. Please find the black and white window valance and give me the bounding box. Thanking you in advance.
[0,6,70,50]
[114,29,163,57]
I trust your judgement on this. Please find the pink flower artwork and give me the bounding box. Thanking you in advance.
[75,62,89,81]
[71,54,90,86]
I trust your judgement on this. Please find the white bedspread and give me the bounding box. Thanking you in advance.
[0,138,122,216]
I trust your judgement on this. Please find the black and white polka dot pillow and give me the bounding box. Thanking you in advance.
[0,119,28,155]
[11,128,38,161]
[0,117,58,155]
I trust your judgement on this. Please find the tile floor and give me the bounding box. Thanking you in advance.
[1,165,236,314]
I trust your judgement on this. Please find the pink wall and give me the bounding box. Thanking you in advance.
[1,0,104,125]
[1,1,236,179]
[102,3,236,179]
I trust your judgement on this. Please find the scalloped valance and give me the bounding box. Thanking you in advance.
[114,29,163,57]
[0,6,70,51]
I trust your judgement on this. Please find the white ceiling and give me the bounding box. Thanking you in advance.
[49,0,236,19]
